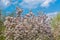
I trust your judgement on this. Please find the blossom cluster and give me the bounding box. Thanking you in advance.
[4,8,54,40]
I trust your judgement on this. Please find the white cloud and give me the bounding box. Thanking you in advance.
[1,0,10,6]
[41,0,56,7]
[19,0,56,9]
[0,0,56,9]
[47,12,58,18]
[19,0,42,9]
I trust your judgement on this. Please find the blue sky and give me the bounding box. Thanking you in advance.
[0,0,60,15]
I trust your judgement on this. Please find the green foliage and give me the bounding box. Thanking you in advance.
[51,12,60,40]
[51,13,60,29]
[0,35,5,40]
[0,21,5,33]
[0,20,5,40]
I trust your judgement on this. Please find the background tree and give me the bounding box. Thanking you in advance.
[51,12,60,40]
[0,9,6,40]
